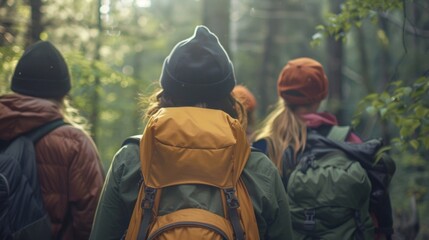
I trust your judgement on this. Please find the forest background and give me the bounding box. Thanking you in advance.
[0,0,428,239]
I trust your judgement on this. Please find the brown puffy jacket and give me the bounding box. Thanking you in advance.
[0,94,105,240]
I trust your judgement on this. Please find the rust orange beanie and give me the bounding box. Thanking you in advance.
[277,57,328,105]
[233,85,257,112]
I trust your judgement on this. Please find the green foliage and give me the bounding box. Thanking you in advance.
[319,1,429,236]
[354,77,429,238]
[64,51,145,168]
[390,150,428,205]
[354,77,429,156]
[314,0,403,43]
[65,51,137,117]
[0,46,23,94]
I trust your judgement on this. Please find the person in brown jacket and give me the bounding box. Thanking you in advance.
[0,41,105,239]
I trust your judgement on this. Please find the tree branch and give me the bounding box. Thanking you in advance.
[379,12,429,38]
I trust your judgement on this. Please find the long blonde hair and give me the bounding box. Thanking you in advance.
[56,97,91,135]
[252,99,307,174]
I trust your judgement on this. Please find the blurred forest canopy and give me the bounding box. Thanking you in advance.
[0,0,428,238]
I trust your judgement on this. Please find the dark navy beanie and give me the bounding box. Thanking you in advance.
[160,25,236,102]
[11,41,71,99]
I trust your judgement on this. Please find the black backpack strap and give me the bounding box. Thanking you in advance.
[253,138,296,187]
[252,138,269,154]
[261,136,298,186]
[224,188,245,240]
[281,146,297,187]
[122,135,142,146]
[25,119,67,143]
[250,146,262,153]
[137,187,157,239]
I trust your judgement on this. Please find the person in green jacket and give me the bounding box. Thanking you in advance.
[89,25,293,240]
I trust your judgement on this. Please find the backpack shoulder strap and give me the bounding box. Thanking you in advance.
[252,138,269,154]
[250,146,262,153]
[122,135,142,146]
[25,119,67,143]
[326,125,351,142]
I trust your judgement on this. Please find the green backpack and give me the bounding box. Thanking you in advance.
[286,127,381,240]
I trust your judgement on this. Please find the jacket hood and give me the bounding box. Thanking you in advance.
[301,112,362,143]
[300,112,338,128]
[0,93,63,140]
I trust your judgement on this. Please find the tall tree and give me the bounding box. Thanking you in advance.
[258,0,281,117]
[378,17,392,142]
[27,0,43,46]
[326,0,344,123]
[90,0,103,141]
[0,0,18,46]
[202,0,230,54]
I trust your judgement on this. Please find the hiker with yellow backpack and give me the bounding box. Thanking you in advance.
[252,57,396,240]
[89,25,293,240]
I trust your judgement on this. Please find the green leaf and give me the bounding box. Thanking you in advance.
[312,32,323,41]
[315,25,325,31]
[366,106,377,115]
[423,137,429,149]
[355,21,362,28]
[398,119,420,137]
[415,106,429,118]
[379,108,388,117]
[410,140,419,150]
[403,87,412,96]
[351,118,360,127]
[391,80,403,87]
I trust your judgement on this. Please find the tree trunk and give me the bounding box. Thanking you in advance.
[202,0,231,54]
[0,2,17,46]
[27,0,43,46]
[258,0,281,116]
[90,0,103,142]
[378,17,391,90]
[356,27,373,93]
[378,16,391,142]
[326,0,344,123]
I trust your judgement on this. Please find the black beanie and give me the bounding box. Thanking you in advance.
[11,41,71,99]
[160,25,236,102]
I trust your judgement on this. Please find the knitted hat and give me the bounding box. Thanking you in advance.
[160,25,236,102]
[277,57,328,105]
[11,41,71,99]
[233,85,257,112]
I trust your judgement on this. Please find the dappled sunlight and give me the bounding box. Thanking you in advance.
[1,1,428,238]
[100,109,120,122]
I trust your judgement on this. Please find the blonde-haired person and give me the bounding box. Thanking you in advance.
[0,41,105,239]
[252,57,361,171]
[251,57,394,240]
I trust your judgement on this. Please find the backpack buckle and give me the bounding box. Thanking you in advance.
[142,187,156,209]
[224,188,240,209]
[300,155,315,173]
[303,209,316,230]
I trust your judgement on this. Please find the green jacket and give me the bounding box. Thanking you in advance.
[90,143,293,240]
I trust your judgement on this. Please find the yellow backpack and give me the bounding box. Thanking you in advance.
[124,107,259,240]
